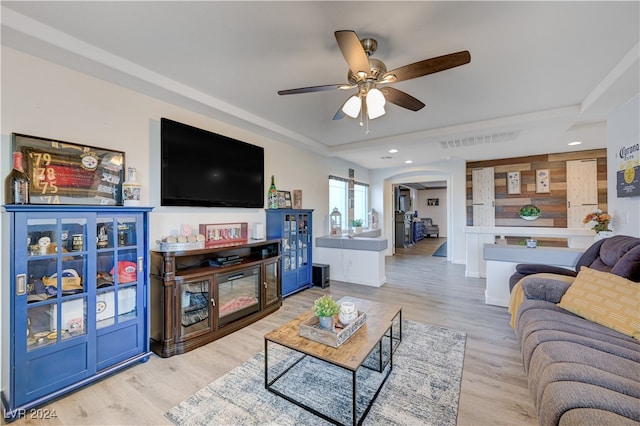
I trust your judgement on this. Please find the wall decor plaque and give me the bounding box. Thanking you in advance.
[13,133,124,205]
[507,171,521,195]
[536,169,550,193]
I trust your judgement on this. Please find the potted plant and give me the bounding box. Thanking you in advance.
[350,219,363,233]
[313,295,340,330]
[519,204,541,221]
[583,210,612,240]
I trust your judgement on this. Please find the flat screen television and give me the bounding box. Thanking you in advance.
[161,118,264,207]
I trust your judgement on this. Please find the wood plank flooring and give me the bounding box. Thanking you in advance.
[5,239,538,425]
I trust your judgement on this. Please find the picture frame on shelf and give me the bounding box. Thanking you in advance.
[12,133,125,205]
[507,171,521,195]
[277,190,292,208]
[536,169,550,193]
[293,189,302,209]
[199,222,248,248]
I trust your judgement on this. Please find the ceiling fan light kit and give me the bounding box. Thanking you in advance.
[278,30,471,132]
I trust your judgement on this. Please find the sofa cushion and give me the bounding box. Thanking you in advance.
[557,267,640,340]
[559,408,640,426]
[612,244,640,282]
[539,381,640,426]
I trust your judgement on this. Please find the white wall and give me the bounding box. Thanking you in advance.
[607,94,640,237]
[0,47,371,238]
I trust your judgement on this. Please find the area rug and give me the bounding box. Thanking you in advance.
[166,320,466,425]
[433,241,447,257]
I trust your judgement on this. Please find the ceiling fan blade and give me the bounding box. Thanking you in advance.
[380,87,425,111]
[333,107,346,121]
[278,84,346,95]
[335,30,370,77]
[383,51,471,83]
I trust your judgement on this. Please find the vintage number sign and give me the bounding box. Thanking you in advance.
[13,133,124,205]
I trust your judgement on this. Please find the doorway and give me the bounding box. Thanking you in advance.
[391,181,448,257]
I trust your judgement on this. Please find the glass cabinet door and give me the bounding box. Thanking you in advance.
[176,275,214,341]
[282,214,297,272]
[297,213,310,269]
[95,215,140,330]
[24,216,88,351]
[263,259,279,308]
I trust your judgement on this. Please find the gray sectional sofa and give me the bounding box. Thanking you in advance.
[511,235,640,425]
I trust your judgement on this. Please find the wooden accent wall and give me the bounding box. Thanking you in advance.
[466,149,607,228]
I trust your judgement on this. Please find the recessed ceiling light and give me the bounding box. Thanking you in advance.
[568,141,582,146]
[388,149,398,153]
[405,160,413,164]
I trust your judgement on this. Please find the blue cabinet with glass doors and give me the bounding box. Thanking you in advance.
[266,209,313,297]
[2,205,152,420]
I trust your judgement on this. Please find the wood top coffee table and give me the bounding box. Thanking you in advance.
[264,296,402,425]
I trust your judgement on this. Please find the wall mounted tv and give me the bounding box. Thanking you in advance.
[161,118,264,208]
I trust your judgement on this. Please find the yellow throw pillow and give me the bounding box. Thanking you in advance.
[558,267,640,340]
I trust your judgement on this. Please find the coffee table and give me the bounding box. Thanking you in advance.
[264,296,402,425]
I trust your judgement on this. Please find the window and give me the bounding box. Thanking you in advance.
[328,176,369,228]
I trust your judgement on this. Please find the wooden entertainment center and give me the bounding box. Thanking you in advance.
[149,239,281,357]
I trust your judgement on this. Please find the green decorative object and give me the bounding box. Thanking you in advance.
[313,295,340,318]
[519,204,541,220]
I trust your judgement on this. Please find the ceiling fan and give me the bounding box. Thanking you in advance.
[278,30,471,128]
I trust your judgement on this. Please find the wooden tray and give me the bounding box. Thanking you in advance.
[299,311,366,348]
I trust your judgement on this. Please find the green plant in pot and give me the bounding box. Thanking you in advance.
[313,295,340,330]
[519,204,541,220]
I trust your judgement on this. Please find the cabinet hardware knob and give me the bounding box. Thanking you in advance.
[211,298,216,307]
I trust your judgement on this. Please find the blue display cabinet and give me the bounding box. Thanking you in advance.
[266,209,313,297]
[2,205,152,420]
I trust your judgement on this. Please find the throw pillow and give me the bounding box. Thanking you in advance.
[558,267,640,340]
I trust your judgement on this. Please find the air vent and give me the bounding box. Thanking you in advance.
[440,131,520,149]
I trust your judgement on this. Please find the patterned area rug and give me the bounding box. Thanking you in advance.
[433,241,447,257]
[166,320,466,425]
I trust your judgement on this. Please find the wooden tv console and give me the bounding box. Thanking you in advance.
[149,239,282,357]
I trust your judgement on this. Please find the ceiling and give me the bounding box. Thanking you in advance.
[2,1,638,170]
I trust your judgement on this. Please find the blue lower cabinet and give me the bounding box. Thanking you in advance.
[266,209,314,297]
[2,205,152,420]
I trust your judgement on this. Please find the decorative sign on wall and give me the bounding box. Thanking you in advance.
[427,198,439,206]
[536,169,550,193]
[616,143,639,198]
[507,171,521,195]
[13,133,124,205]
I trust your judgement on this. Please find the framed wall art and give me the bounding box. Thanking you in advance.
[427,198,439,206]
[12,133,125,205]
[277,190,292,208]
[507,171,521,195]
[536,169,550,193]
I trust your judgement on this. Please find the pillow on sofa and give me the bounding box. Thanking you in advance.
[558,267,640,340]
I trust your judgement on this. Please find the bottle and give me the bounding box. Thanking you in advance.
[267,175,278,209]
[6,152,30,204]
[122,167,141,206]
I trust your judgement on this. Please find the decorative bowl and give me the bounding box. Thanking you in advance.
[519,204,541,221]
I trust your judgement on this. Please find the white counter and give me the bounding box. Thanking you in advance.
[465,226,594,279]
[315,235,388,287]
[482,243,584,307]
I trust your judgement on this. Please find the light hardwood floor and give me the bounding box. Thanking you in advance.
[4,238,538,425]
